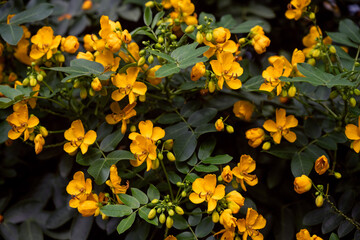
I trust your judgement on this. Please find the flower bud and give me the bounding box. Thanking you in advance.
[167,152,176,162]
[196,32,204,44]
[215,119,224,132]
[294,175,312,194]
[334,172,342,179]
[181,191,187,197]
[56,54,65,63]
[36,74,43,82]
[39,126,48,137]
[175,206,184,215]
[217,175,223,182]
[166,216,173,228]
[139,95,146,102]
[212,211,219,223]
[23,78,29,86]
[315,195,324,207]
[61,36,79,54]
[205,32,213,42]
[288,86,296,97]
[80,87,87,99]
[88,88,95,97]
[157,208,162,213]
[29,133,35,141]
[138,56,146,66]
[329,46,336,54]
[238,38,246,45]
[155,43,162,49]
[158,152,164,160]
[309,12,315,20]
[151,199,159,204]
[307,58,316,66]
[329,90,338,99]
[350,97,356,107]
[145,1,154,8]
[208,81,215,93]
[185,25,195,34]
[191,62,205,81]
[262,142,271,150]
[91,77,102,91]
[148,55,154,64]
[164,139,173,150]
[312,49,320,58]
[170,34,177,40]
[158,36,164,44]
[314,155,329,175]
[73,79,81,88]
[82,0,92,10]
[148,208,157,219]
[159,213,166,224]
[226,125,234,134]
[168,209,175,216]
[152,158,160,169]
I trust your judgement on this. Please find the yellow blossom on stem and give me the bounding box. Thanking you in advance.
[237,208,266,240]
[221,165,233,183]
[66,171,92,208]
[260,58,290,96]
[6,103,39,141]
[232,155,258,191]
[30,26,62,60]
[61,36,79,54]
[189,174,225,212]
[294,175,312,194]
[345,116,360,153]
[302,26,332,57]
[164,235,177,240]
[129,120,165,143]
[63,119,97,155]
[191,62,206,81]
[314,155,329,175]
[95,49,121,72]
[245,128,265,148]
[263,108,298,144]
[250,26,270,54]
[78,192,105,217]
[226,190,245,214]
[34,134,45,154]
[220,209,237,229]
[210,51,243,90]
[215,118,225,131]
[233,100,254,122]
[105,102,137,134]
[146,65,163,85]
[285,0,311,20]
[203,27,238,58]
[111,67,147,104]
[296,229,323,240]
[106,165,129,203]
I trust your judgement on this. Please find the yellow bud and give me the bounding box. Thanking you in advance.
[350,97,356,107]
[168,209,175,216]
[139,95,146,102]
[262,142,271,150]
[39,126,48,137]
[158,152,164,160]
[307,58,316,66]
[196,32,204,44]
[56,54,65,63]
[159,213,166,224]
[238,38,246,45]
[152,158,160,169]
[205,32,213,42]
[73,79,81,88]
[23,78,29,86]
[91,77,102,91]
[36,74,43,82]
[148,55,154,64]
[231,181,238,189]
[185,25,195,34]
[170,34,177,40]
[30,77,37,87]
[181,191,187,197]
[80,87,87,99]
[212,211,219,223]
[281,89,287,97]
[175,206,184,215]
[329,46,336,54]
[167,152,176,162]
[226,125,234,134]
[151,199,159,204]
[130,125,137,132]
[215,119,224,132]
[217,175,223,182]
[312,49,320,58]
[145,1,154,8]
[355,89,360,96]
[148,208,157,219]
[208,81,215,93]
[164,139,173,150]
[158,36,164,44]
[309,12,315,20]
[166,216,173,228]
[29,133,35,141]
[334,172,342,179]
[315,195,324,207]
[235,237,241,240]
[138,56,146,66]
[288,86,296,97]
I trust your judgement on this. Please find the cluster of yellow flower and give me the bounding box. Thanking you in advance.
[189,155,266,240]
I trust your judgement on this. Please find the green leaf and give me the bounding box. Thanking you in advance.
[76,148,101,166]
[198,136,216,160]
[303,208,326,226]
[106,150,135,161]
[217,14,237,29]
[171,42,209,69]
[87,158,112,185]
[0,121,11,144]
[231,20,264,33]
[173,131,197,162]
[147,50,176,63]
[155,63,180,78]
[316,136,337,150]
[100,205,132,217]
[168,171,182,184]
[172,214,188,230]
[19,220,43,240]
[117,213,136,234]
[330,233,340,240]
[10,3,53,25]
[291,151,314,177]
[100,128,124,152]
[0,98,13,109]
[118,194,140,209]
[202,154,233,165]
[322,214,343,234]
[157,113,181,124]
[326,32,358,48]
[242,76,263,91]
[176,232,194,240]
[339,19,360,44]
[187,108,217,127]
[138,207,158,226]
[131,188,148,205]
[144,7,152,26]
[0,85,23,100]
[338,220,354,238]
[46,207,74,229]
[151,11,165,29]
[265,145,297,159]
[194,124,217,137]
[188,208,202,226]
[147,184,160,201]
[194,216,214,238]
[0,24,24,45]
[70,59,104,74]
[194,164,219,173]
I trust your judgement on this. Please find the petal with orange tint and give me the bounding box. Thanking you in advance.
[222,40,238,53]
[207,198,218,212]
[285,115,298,128]
[283,131,297,143]
[111,90,126,102]
[203,174,217,193]
[126,67,140,84]
[84,130,97,145]
[226,78,242,90]
[345,124,360,140]
[276,108,286,127]
[71,120,85,138]
[271,131,282,144]
[8,129,23,140]
[80,143,89,154]
[259,82,275,93]
[192,178,206,194]
[139,120,153,139]
[64,142,78,154]
[353,140,360,153]
[210,60,222,76]
[132,82,147,96]
[27,115,39,128]
[189,192,205,204]
[151,127,165,141]
[212,184,225,200]
[263,119,277,132]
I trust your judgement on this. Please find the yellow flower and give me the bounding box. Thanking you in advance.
[83,34,97,52]
[6,103,39,141]
[302,26,332,57]
[30,26,62,60]
[215,119,225,131]
[164,235,177,240]
[61,36,79,54]
[219,209,237,229]
[95,49,120,72]
[263,108,298,144]
[226,190,245,214]
[314,155,329,175]
[233,100,254,122]
[203,27,238,58]
[77,51,94,61]
[111,67,147,104]
[250,26,270,54]
[210,51,243,90]
[63,120,97,155]
[34,134,45,154]
[290,48,306,76]
[296,229,323,240]
[14,26,32,65]
[345,116,360,153]
[105,102,137,134]
[78,192,105,217]
[232,155,258,191]
[221,165,233,183]
[82,0,93,10]
[189,174,225,212]
[118,42,141,63]
[260,58,289,96]
[129,120,165,171]
[294,175,312,194]
[285,0,311,20]
[66,171,92,208]
[237,208,266,240]
[191,62,206,81]
[106,165,129,203]
[146,65,163,85]
[245,128,265,148]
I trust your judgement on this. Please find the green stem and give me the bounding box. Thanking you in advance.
[187,224,198,240]
[48,129,65,134]
[41,80,54,93]
[174,108,194,134]
[352,45,360,72]
[159,158,174,201]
